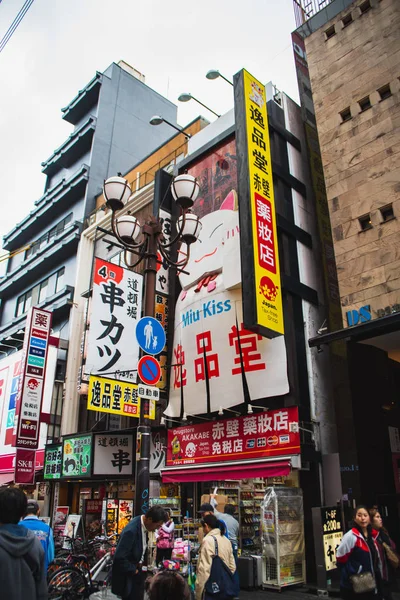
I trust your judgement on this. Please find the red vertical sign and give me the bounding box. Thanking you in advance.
[14,448,36,485]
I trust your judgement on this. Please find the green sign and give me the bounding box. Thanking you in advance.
[62,435,92,478]
[44,444,62,480]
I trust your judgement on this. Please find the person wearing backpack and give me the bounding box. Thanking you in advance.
[155,509,175,565]
[19,499,55,571]
[195,514,236,600]
[0,486,47,600]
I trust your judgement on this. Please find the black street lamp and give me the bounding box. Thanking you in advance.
[103,172,202,516]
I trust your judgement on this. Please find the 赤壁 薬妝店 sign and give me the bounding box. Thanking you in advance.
[166,406,300,466]
[234,68,284,339]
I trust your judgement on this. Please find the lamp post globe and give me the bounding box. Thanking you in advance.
[103,175,131,212]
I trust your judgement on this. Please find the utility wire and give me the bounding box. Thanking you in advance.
[0,0,35,54]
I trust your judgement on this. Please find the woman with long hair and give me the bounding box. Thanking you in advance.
[369,507,398,600]
[336,505,382,599]
[195,514,236,600]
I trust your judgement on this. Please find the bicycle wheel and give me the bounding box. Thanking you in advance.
[48,566,90,600]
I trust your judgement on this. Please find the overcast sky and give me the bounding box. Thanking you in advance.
[0,0,299,247]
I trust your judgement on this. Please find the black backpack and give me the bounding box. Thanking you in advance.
[204,536,236,600]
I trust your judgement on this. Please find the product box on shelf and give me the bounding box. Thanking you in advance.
[201,494,228,513]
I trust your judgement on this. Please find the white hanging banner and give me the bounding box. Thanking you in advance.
[166,207,289,418]
[85,259,143,382]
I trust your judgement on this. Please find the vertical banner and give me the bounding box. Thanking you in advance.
[85,259,143,382]
[13,307,52,449]
[234,69,284,338]
[14,448,36,484]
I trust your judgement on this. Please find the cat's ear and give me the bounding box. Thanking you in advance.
[219,190,238,211]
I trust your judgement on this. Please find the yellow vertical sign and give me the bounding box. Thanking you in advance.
[238,69,284,337]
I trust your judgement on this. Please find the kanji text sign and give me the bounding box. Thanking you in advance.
[167,406,299,466]
[85,259,143,381]
[321,506,343,571]
[62,435,92,478]
[234,69,284,337]
[88,375,140,418]
[44,443,62,480]
[93,434,133,476]
[13,308,52,449]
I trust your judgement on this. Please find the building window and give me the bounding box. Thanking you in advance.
[25,213,73,260]
[15,290,32,318]
[342,13,353,27]
[358,96,371,112]
[325,25,336,40]
[380,204,394,222]
[378,84,392,101]
[359,214,372,231]
[55,267,65,293]
[359,0,371,14]
[340,107,352,122]
[38,279,48,304]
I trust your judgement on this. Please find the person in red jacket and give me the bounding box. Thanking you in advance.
[336,505,382,600]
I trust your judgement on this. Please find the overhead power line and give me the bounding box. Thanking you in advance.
[0,0,35,54]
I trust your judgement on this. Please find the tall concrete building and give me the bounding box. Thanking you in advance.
[293,0,400,538]
[0,61,178,481]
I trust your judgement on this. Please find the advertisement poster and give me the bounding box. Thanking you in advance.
[117,500,133,534]
[63,514,82,543]
[85,499,103,539]
[53,506,69,538]
[106,499,118,536]
[85,259,143,382]
[321,507,343,571]
[167,406,300,466]
[14,448,36,484]
[62,435,92,478]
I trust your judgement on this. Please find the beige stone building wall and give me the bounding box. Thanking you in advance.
[303,0,400,325]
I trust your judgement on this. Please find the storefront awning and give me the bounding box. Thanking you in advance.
[161,459,291,483]
[0,473,14,486]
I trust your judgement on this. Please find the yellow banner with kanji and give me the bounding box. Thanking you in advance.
[243,70,284,336]
[88,375,140,418]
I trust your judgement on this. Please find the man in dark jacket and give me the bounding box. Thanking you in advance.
[112,505,166,600]
[0,486,47,600]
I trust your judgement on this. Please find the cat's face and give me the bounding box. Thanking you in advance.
[178,207,241,291]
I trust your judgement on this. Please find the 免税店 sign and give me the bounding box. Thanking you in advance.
[84,259,143,382]
[166,406,300,466]
[234,69,284,338]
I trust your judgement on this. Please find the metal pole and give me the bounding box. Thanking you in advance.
[134,221,160,516]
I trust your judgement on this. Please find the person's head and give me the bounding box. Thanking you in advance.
[201,514,226,536]
[164,509,171,522]
[368,507,383,530]
[0,487,27,525]
[353,505,370,530]
[26,500,40,518]
[199,503,214,518]
[143,506,166,532]
[147,571,190,600]
[224,504,235,516]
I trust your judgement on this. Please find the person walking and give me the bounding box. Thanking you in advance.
[111,505,166,600]
[369,507,398,600]
[0,487,47,600]
[19,499,55,571]
[336,505,382,600]
[155,509,175,566]
[195,514,236,600]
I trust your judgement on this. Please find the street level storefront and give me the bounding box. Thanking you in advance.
[44,431,137,539]
[309,311,400,547]
[159,407,306,589]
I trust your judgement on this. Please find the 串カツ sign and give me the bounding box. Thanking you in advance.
[166,406,300,466]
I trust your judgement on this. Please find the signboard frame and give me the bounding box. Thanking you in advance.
[44,443,63,480]
[61,434,92,479]
[234,68,284,338]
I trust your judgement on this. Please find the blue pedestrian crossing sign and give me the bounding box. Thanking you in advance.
[136,317,166,355]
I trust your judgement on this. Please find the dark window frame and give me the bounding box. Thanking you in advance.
[359,0,371,14]
[325,25,336,40]
[340,107,352,123]
[377,84,392,101]
[342,13,353,27]
[359,214,373,232]
[380,204,395,223]
[358,96,372,112]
